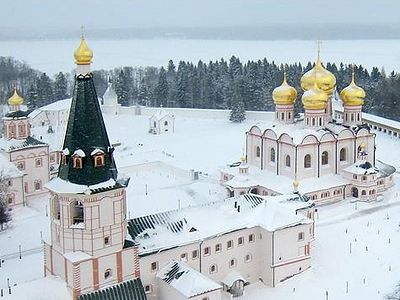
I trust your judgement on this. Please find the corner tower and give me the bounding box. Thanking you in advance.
[44,37,140,300]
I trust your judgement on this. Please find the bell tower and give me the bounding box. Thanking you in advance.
[44,36,139,300]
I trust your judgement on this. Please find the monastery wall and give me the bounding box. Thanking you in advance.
[119,105,275,121]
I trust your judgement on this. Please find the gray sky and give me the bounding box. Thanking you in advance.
[1,0,399,32]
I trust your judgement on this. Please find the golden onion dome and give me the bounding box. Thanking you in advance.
[272,72,298,105]
[8,88,24,106]
[300,56,336,95]
[340,69,366,106]
[302,81,328,110]
[74,36,93,65]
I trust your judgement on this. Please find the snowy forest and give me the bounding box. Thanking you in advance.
[0,56,399,121]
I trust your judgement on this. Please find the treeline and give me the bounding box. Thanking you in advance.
[1,56,400,121]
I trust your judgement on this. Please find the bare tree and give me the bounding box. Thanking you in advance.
[387,283,400,300]
[0,172,11,231]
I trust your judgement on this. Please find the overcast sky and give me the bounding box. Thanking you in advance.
[1,0,399,32]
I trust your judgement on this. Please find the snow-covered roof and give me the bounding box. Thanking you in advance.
[128,194,312,255]
[91,148,104,156]
[151,108,174,121]
[39,98,71,112]
[45,177,117,194]
[72,149,86,157]
[157,261,222,298]
[222,270,248,287]
[343,160,377,175]
[0,154,23,178]
[223,165,348,195]
[0,136,47,152]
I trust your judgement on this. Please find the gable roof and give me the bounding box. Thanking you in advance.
[157,261,221,298]
[0,136,47,152]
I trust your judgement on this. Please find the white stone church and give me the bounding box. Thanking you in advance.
[221,57,395,204]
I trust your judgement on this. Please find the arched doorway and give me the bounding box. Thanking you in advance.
[352,187,358,198]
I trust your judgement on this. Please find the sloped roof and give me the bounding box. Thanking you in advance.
[58,73,118,186]
[0,136,47,152]
[128,194,312,255]
[157,261,221,298]
[79,278,147,300]
[0,154,23,178]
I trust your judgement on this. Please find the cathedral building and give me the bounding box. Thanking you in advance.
[221,56,395,204]
[0,89,49,206]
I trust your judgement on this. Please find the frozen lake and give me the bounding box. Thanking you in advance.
[0,39,399,75]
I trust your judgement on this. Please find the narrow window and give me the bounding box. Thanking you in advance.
[73,157,82,169]
[238,236,244,245]
[229,258,236,268]
[94,155,105,167]
[304,154,311,168]
[227,240,233,249]
[215,243,222,253]
[151,262,158,272]
[270,148,276,162]
[104,237,110,245]
[204,246,211,256]
[35,158,42,167]
[255,146,260,158]
[321,151,328,165]
[285,155,291,167]
[248,234,255,243]
[144,285,152,294]
[34,180,42,191]
[192,250,198,259]
[340,148,346,162]
[298,232,304,241]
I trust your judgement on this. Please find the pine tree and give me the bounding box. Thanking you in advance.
[27,84,39,109]
[115,69,130,106]
[36,73,54,107]
[154,67,169,107]
[137,79,150,106]
[230,99,246,123]
[54,72,69,100]
[0,175,11,231]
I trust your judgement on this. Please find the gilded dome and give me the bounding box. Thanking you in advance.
[272,72,298,105]
[302,82,328,110]
[300,56,336,95]
[74,36,93,65]
[340,70,365,106]
[8,88,24,106]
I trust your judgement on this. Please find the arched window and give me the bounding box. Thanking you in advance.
[209,264,217,274]
[18,124,26,136]
[164,120,168,126]
[34,180,42,191]
[73,157,82,169]
[285,155,291,167]
[361,190,366,196]
[304,154,311,168]
[321,151,328,165]
[9,124,16,134]
[94,155,105,167]
[270,148,275,162]
[255,146,260,158]
[340,148,346,162]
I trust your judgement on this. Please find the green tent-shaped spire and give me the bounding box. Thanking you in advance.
[58,73,117,186]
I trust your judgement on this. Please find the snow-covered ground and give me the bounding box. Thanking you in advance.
[1,113,400,299]
[0,39,400,75]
